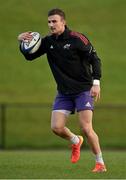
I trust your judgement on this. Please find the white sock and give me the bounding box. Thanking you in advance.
[70,135,79,144]
[95,152,104,164]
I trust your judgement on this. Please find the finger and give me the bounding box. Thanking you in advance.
[23,34,33,41]
[95,95,98,102]
[95,93,100,102]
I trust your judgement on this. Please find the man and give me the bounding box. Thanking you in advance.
[18,8,106,172]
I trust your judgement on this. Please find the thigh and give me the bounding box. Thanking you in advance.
[78,110,93,128]
[51,111,68,129]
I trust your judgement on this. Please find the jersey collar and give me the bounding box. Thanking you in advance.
[52,26,71,40]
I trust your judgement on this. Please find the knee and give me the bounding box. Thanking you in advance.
[51,126,64,135]
[82,126,93,137]
[82,126,99,139]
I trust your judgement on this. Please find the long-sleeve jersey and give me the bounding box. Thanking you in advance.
[20,27,101,95]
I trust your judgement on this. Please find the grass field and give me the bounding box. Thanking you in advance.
[0,0,126,104]
[0,150,126,179]
[0,0,126,149]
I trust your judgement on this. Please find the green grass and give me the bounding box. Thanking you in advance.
[0,0,126,104]
[0,0,126,149]
[0,150,126,179]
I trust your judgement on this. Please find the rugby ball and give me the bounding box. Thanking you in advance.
[21,32,41,54]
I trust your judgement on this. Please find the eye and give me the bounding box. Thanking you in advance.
[52,20,57,23]
[48,20,57,23]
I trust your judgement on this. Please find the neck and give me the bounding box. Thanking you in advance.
[56,26,66,36]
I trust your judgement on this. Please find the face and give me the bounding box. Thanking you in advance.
[48,15,66,35]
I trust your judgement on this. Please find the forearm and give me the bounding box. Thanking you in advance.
[90,52,101,80]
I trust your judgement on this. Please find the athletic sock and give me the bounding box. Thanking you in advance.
[95,152,104,164]
[70,135,80,144]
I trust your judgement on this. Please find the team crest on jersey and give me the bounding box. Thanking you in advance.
[63,44,71,49]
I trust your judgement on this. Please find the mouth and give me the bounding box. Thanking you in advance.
[50,28,56,31]
[50,28,57,34]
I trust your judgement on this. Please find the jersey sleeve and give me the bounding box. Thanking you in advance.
[76,35,101,80]
[20,36,47,61]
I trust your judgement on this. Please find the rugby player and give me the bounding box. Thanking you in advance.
[18,8,106,172]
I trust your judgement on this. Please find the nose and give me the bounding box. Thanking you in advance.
[48,22,54,27]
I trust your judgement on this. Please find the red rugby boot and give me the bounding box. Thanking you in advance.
[71,136,83,163]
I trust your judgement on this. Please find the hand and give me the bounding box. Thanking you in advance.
[90,85,100,102]
[17,31,33,42]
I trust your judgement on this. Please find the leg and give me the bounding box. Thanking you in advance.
[79,110,106,172]
[51,111,75,140]
[52,92,83,163]
[79,110,101,154]
[51,110,83,163]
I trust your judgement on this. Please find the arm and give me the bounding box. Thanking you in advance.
[17,32,47,61]
[88,47,101,101]
[77,35,101,101]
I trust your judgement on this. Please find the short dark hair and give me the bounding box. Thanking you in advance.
[48,8,66,20]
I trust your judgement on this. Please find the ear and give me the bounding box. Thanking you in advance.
[63,19,66,26]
